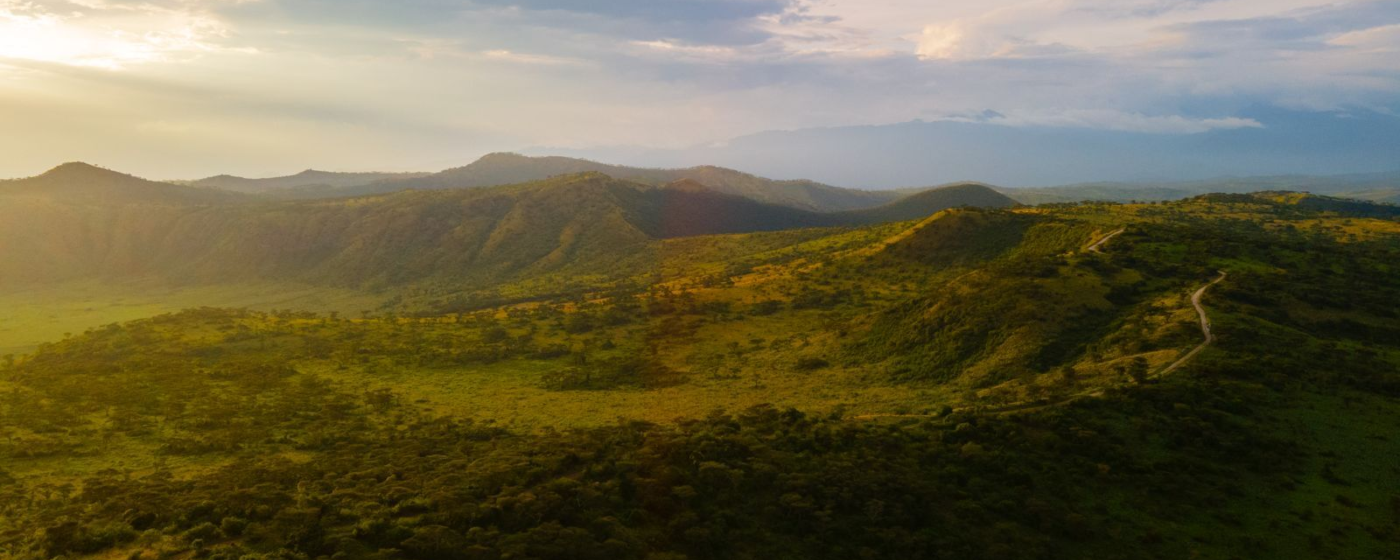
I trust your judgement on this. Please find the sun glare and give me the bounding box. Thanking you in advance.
[0,6,217,70]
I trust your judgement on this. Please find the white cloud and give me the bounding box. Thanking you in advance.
[1329,23,1400,52]
[973,109,1265,133]
[481,49,582,66]
[630,39,742,62]
[915,23,966,60]
[0,0,1396,178]
[0,0,237,69]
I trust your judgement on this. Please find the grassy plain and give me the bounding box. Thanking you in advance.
[0,281,385,355]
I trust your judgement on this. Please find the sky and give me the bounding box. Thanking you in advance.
[1,0,1397,180]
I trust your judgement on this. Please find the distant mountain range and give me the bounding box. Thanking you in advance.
[527,106,1400,188]
[0,163,1015,288]
[173,151,1399,209]
[186,169,429,194]
[14,152,1398,215]
[217,153,904,213]
[1000,170,1400,205]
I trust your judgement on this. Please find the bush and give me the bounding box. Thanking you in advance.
[219,517,249,537]
[794,357,830,371]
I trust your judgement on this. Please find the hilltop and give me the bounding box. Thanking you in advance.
[0,162,246,206]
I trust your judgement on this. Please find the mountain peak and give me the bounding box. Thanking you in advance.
[475,152,532,164]
[6,162,245,205]
[42,161,117,178]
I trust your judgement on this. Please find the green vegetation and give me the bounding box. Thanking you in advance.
[0,167,1009,296]
[0,281,386,356]
[1,183,1398,559]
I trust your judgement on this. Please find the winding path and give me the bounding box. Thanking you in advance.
[1086,228,1126,253]
[853,271,1229,422]
[1159,271,1227,375]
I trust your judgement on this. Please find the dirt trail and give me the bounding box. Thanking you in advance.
[1159,271,1227,375]
[854,271,1228,422]
[1086,228,1125,253]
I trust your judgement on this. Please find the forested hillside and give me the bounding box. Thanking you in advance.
[1,191,1397,559]
[0,169,1011,291]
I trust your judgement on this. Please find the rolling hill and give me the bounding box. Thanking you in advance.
[839,182,1018,223]
[3,189,1398,560]
[0,167,1013,289]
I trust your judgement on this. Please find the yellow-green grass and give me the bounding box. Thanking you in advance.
[0,280,385,355]
[310,358,948,432]
[298,308,955,431]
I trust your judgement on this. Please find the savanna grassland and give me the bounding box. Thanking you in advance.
[1,179,1399,560]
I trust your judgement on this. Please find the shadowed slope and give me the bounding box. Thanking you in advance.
[322,153,903,211]
[0,170,1019,288]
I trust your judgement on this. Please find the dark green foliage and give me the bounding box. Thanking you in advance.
[1,370,1376,560]
[793,357,830,371]
[2,192,1399,560]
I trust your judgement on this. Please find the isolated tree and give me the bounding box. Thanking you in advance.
[1127,357,1150,384]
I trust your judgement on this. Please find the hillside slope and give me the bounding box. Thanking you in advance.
[0,170,1013,289]
[2,192,1398,560]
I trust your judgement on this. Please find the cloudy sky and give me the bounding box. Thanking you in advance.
[1,0,1397,179]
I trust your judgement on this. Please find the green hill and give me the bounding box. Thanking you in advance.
[2,192,1398,559]
[839,182,1018,223]
[0,170,1013,291]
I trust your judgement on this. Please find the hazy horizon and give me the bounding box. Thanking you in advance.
[3,0,1398,182]
[5,150,1400,193]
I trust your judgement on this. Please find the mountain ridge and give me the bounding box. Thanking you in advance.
[290,153,905,212]
[0,169,1014,289]
[188,169,430,193]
